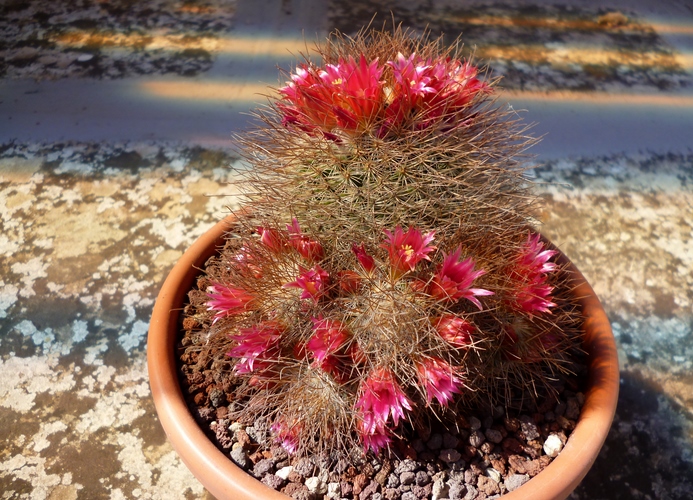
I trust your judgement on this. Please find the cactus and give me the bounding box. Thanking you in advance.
[183,26,583,459]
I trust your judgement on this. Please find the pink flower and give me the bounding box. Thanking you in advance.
[279,55,385,135]
[337,270,362,294]
[352,243,376,273]
[320,55,384,127]
[416,357,463,407]
[388,52,435,100]
[384,53,491,130]
[257,226,284,252]
[233,246,262,278]
[355,367,412,453]
[307,317,349,363]
[287,219,324,262]
[428,248,493,309]
[284,265,330,302]
[278,53,488,137]
[510,234,557,315]
[271,418,302,454]
[422,59,490,122]
[382,226,436,273]
[434,315,474,348]
[359,426,392,454]
[228,321,283,374]
[206,283,254,323]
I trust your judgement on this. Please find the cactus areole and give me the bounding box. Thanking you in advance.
[148,27,619,500]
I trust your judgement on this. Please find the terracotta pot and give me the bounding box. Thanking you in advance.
[148,216,619,500]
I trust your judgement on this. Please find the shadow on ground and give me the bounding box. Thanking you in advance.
[572,370,693,500]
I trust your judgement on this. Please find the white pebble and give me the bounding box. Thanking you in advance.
[485,468,501,483]
[275,466,293,480]
[543,433,564,457]
[305,476,327,494]
[431,477,449,500]
[327,482,340,499]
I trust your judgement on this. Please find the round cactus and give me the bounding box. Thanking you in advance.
[183,26,583,459]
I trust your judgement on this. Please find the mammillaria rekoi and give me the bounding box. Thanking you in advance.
[186,26,582,463]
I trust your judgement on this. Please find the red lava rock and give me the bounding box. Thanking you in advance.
[477,475,501,495]
[490,458,507,475]
[193,392,205,405]
[340,480,354,497]
[508,455,529,474]
[374,460,392,486]
[248,451,264,464]
[215,406,228,419]
[261,474,285,490]
[524,456,551,477]
[359,480,380,499]
[235,429,252,448]
[502,437,524,454]
[480,441,494,454]
[523,440,542,459]
[504,416,521,433]
[384,488,400,500]
[396,440,418,460]
[353,473,369,495]
[462,444,478,460]
[282,482,311,500]
[411,483,433,498]
[287,471,304,483]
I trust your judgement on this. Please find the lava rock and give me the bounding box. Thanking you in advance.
[485,429,504,444]
[505,473,530,491]
[230,446,249,470]
[440,448,462,464]
[469,430,486,448]
[427,433,443,450]
[400,471,416,486]
[253,458,275,477]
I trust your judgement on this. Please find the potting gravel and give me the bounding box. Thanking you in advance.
[179,328,585,500]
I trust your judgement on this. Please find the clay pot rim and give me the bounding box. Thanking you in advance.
[148,215,619,500]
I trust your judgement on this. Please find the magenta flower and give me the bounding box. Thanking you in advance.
[284,265,330,302]
[382,226,436,273]
[434,314,474,348]
[306,317,349,363]
[352,243,376,273]
[279,55,384,135]
[355,367,412,453]
[428,248,493,309]
[337,270,362,294]
[228,321,283,374]
[287,219,324,262]
[271,418,301,454]
[510,234,557,315]
[416,357,463,407]
[257,226,284,252]
[359,425,392,454]
[320,55,384,127]
[233,246,262,278]
[206,283,254,323]
[388,52,435,100]
[385,53,491,129]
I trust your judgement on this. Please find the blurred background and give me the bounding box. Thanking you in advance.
[1,0,691,498]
